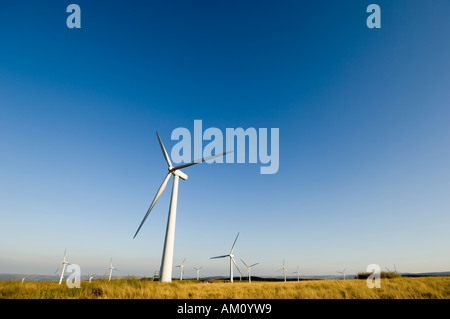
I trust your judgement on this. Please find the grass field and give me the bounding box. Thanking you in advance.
[1,277,449,299]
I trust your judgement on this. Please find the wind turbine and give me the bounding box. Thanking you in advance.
[175,258,186,281]
[210,232,243,283]
[386,264,399,274]
[108,258,117,281]
[292,266,301,281]
[337,267,347,280]
[278,260,288,282]
[88,273,95,283]
[21,278,25,284]
[133,132,231,283]
[56,249,70,285]
[193,266,202,281]
[394,264,399,274]
[241,259,259,283]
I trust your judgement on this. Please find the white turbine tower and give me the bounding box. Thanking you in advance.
[293,266,301,281]
[56,249,70,285]
[337,267,347,280]
[210,233,243,283]
[175,258,186,281]
[133,132,231,283]
[108,259,117,281]
[88,273,95,283]
[241,259,259,283]
[193,266,203,281]
[278,260,288,282]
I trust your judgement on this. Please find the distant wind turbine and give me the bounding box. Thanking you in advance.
[278,260,288,282]
[88,273,95,283]
[175,258,186,281]
[386,264,399,274]
[394,264,399,274]
[21,278,25,284]
[292,266,301,281]
[56,249,70,285]
[133,132,231,283]
[210,233,243,283]
[108,259,117,281]
[337,267,347,280]
[193,266,203,281]
[241,259,259,283]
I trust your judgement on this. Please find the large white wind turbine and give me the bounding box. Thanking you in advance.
[193,266,203,281]
[241,259,259,283]
[133,132,231,283]
[278,260,288,282]
[337,267,347,280]
[108,258,117,281]
[175,258,186,281]
[56,249,70,285]
[210,233,243,283]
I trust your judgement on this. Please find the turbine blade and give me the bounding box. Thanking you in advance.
[240,259,248,267]
[210,254,229,259]
[230,232,240,254]
[232,257,242,276]
[171,151,233,171]
[133,173,171,239]
[156,132,172,168]
[249,263,259,268]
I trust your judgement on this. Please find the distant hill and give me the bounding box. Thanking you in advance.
[0,274,111,282]
[0,274,60,282]
[1,271,449,282]
[400,271,450,277]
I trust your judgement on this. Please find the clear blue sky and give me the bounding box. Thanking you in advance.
[1,0,449,279]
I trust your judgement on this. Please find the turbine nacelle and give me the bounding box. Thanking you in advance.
[170,168,188,180]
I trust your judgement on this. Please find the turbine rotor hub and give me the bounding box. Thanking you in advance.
[171,169,188,180]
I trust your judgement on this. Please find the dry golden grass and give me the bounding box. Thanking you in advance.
[1,277,449,299]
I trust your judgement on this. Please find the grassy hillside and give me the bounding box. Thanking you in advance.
[1,277,449,299]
